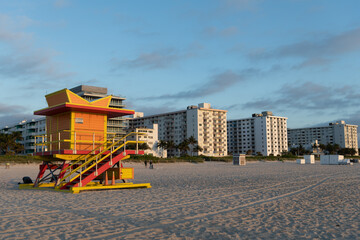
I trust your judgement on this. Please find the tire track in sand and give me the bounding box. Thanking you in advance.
[64,174,324,213]
[0,218,96,234]
[84,176,330,239]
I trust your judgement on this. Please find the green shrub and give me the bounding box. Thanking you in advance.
[0,155,44,164]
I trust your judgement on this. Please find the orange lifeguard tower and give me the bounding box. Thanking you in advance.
[19,88,151,193]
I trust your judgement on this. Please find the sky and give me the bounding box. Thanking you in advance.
[0,0,360,129]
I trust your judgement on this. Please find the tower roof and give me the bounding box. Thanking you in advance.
[34,89,134,118]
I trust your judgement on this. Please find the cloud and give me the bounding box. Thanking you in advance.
[203,26,238,37]
[54,0,70,8]
[111,46,201,70]
[123,28,158,37]
[0,103,27,116]
[0,14,75,82]
[216,0,263,14]
[339,111,360,126]
[126,99,180,117]
[0,15,33,43]
[0,51,73,81]
[311,111,360,143]
[249,27,360,69]
[291,57,331,70]
[112,49,182,69]
[224,0,262,9]
[130,105,176,117]
[0,114,42,128]
[0,103,38,128]
[139,68,258,100]
[242,82,359,111]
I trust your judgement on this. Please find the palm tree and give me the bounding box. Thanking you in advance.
[319,144,326,151]
[325,143,340,154]
[166,140,177,157]
[139,143,151,150]
[188,136,197,156]
[178,140,190,156]
[193,145,203,156]
[157,140,167,158]
[298,144,305,156]
[0,132,24,155]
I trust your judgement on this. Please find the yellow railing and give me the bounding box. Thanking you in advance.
[59,136,117,175]
[66,140,142,185]
[57,132,145,186]
[34,130,117,154]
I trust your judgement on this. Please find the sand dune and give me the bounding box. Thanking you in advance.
[1,162,359,239]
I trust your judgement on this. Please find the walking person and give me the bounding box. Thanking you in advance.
[144,160,148,168]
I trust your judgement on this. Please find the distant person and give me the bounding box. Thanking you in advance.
[144,160,148,167]
[149,160,153,169]
[5,163,10,169]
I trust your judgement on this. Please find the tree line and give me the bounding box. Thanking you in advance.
[157,136,203,157]
[125,136,203,157]
[289,143,357,156]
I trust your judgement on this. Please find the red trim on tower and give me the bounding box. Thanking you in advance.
[34,103,134,118]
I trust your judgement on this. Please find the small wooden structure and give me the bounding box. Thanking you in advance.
[19,88,151,193]
[233,154,246,166]
[304,155,315,164]
[320,155,345,165]
[296,159,305,164]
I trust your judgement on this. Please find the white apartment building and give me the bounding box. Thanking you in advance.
[127,124,167,158]
[129,103,227,157]
[288,121,358,155]
[227,111,288,156]
[0,118,46,154]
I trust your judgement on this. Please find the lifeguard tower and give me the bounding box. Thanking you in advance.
[19,88,151,193]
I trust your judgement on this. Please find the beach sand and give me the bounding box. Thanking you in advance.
[1,161,360,239]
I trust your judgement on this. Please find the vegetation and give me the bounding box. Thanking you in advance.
[127,154,205,163]
[0,155,43,164]
[165,140,177,156]
[338,148,357,156]
[324,143,341,154]
[289,145,312,156]
[2,135,358,164]
[0,132,24,155]
[156,137,204,157]
[289,143,357,156]
[246,155,298,161]
[126,142,151,150]
[193,145,203,155]
[177,139,190,156]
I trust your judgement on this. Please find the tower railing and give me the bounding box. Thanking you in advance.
[34,130,117,154]
[57,132,145,186]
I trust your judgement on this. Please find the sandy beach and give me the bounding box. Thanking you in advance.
[1,161,360,239]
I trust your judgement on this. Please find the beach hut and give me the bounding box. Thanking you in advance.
[304,155,315,164]
[320,155,344,165]
[296,159,305,164]
[19,88,151,193]
[233,154,246,165]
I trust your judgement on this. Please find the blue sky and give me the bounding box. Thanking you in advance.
[1,0,360,129]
